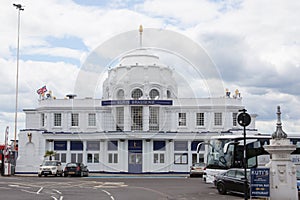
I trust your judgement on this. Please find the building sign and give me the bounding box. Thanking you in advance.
[102,100,173,106]
[250,168,270,197]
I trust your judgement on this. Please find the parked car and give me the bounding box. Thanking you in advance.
[38,160,63,177]
[214,168,250,196]
[64,162,89,177]
[297,170,300,192]
[190,163,205,177]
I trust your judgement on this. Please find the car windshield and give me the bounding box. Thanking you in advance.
[66,163,78,167]
[43,161,58,166]
[193,163,205,167]
[297,170,300,179]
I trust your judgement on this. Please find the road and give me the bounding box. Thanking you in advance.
[0,175,244,200]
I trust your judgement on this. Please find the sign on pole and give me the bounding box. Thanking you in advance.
[250,168,270,198]
[4,126,9,162]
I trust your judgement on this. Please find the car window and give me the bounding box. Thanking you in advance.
[43,161,57,166]
[227,170,236,177]
[66,163,78,167]
[236,171,244,178]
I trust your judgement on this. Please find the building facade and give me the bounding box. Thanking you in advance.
[16,34,258,174]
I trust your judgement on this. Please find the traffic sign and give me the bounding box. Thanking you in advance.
[238,112,251,127]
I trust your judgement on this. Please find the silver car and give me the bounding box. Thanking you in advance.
[190,163,205,177]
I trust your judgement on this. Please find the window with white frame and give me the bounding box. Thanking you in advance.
[108,153,118,163]
[54,113,62,127]
[71,113,79,127]
[174,153,188,164]
[117,89,125,100]
[131,106,143,131]
[153,141,165,164]
[116,107,124,131]
[87,141,100,151]
[214,112,222,126]
[71,153,82,163]
[174,141,188,151]
[196,113,204,126]
[41,113,45,127]
[232,113,238,126]
[167,90,171,98]
[88,113,96,127]
[54,153,66,163]
[149,89,159,100]
[178,113,186,126]
[154,153,165,163]
[87,153,99,163]
[131,88,143,99]
[149,107,159,131]
[108,141,118,163]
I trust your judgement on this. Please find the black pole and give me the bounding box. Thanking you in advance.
[243,122,247,200]
[238,109,251,200]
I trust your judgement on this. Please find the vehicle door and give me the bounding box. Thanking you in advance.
[233,170,246,193]
[224,170,237,191]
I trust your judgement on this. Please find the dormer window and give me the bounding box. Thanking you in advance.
[131,88,143,99]
[149,89,159,100]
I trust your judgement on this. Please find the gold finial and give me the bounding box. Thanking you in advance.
[139,25,143,33]
[139,25,143,48]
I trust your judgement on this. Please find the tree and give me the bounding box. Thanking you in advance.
[44,150,56,161]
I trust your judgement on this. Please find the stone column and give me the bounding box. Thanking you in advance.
[263,106,298,200]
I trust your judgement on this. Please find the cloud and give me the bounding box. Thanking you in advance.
[0,0,299,141]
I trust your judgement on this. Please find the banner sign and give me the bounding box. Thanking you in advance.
[250,168,270,197]
[4,126,9,163]
[102,100,173,106]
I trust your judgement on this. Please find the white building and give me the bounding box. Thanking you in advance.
[16,28,258,174]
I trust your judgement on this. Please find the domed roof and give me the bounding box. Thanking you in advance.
[119,48,160,66]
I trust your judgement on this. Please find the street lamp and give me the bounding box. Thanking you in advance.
[238,109,251,200]
[13,3,24,151]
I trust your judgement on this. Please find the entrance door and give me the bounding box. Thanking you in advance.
[128,140,142,173]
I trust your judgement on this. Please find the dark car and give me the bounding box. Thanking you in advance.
[214,168,250,196]
[297,170,300,192]
[64,163,89,177]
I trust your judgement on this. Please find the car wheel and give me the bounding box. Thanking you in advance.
[38,174,41,177]
[217,183,227,195]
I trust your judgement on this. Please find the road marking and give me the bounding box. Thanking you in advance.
[21,189,37,194]
[9,184,30,189]
[53,189,62,194]
[0,186,11,190]
[102,189,115,200]
[37,187,43,194]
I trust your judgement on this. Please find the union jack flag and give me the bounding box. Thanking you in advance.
[37,85,47,95]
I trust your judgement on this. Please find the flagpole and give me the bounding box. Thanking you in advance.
[13,4,24,151]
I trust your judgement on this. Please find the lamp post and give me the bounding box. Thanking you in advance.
[238,109,251,200]
[13,3,24,151]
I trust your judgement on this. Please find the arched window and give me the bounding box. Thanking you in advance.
[131,88,143,99]
[117,89,124,99]
[167,90,171,98]
[149,89,159,100]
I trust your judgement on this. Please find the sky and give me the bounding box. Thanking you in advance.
[0,0,299,142]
